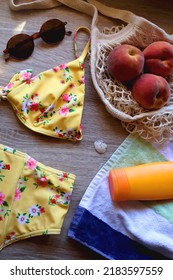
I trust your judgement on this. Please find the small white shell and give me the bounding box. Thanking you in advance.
[94,139,107,154]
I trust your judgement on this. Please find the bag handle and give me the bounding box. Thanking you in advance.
[8,0,150,25]
[8,0,95,14]
[87,0,142,24]
[8,0,143,24]
[9,0,98,31]
[9,0,60,10]
[9,0,173,40]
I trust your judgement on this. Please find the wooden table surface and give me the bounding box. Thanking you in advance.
[0,0,173,260]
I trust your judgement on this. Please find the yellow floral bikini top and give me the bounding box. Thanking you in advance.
[0,27,90,141]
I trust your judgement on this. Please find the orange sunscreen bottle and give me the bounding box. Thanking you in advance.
[108,162,173,201]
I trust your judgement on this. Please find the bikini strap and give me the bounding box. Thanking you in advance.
[73,26,91,60]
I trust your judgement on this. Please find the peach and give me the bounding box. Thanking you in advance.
[132,73,171,110]
[107,44,144,82]
[143,41,173,77]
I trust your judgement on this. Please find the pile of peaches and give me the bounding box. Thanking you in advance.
[107,41,173,110]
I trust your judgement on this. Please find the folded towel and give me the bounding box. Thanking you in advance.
[68,134,173,259]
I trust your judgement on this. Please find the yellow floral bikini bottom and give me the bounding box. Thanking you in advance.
[0,143,75,251]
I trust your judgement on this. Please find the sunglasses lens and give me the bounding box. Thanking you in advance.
[5,34,34,59]
[40,19,66,43]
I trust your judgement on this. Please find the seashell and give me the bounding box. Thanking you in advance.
[94,139,107,154]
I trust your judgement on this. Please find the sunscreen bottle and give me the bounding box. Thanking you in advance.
[108,162,173,201]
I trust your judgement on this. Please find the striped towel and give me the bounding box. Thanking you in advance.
[68,134,173,259]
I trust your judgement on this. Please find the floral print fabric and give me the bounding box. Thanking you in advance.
[0,27,90,141]
[0,144,75,251]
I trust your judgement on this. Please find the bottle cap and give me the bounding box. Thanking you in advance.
[108,168,130,201]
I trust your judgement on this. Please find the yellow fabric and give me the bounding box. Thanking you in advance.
[0,143,75,250]
[0,27,90,141]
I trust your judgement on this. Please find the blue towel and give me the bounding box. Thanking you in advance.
[68,134,173,259]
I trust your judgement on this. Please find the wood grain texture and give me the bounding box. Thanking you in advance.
[0,0,172,260]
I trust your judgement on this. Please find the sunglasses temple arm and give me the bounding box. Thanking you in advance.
[62,21,72,36]
[66,31,72,36]
[3,49,10,61]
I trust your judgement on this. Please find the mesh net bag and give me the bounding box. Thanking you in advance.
[96,25,173,143]
[87,0,173,143]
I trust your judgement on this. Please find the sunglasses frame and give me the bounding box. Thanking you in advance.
[3,18,72,61]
